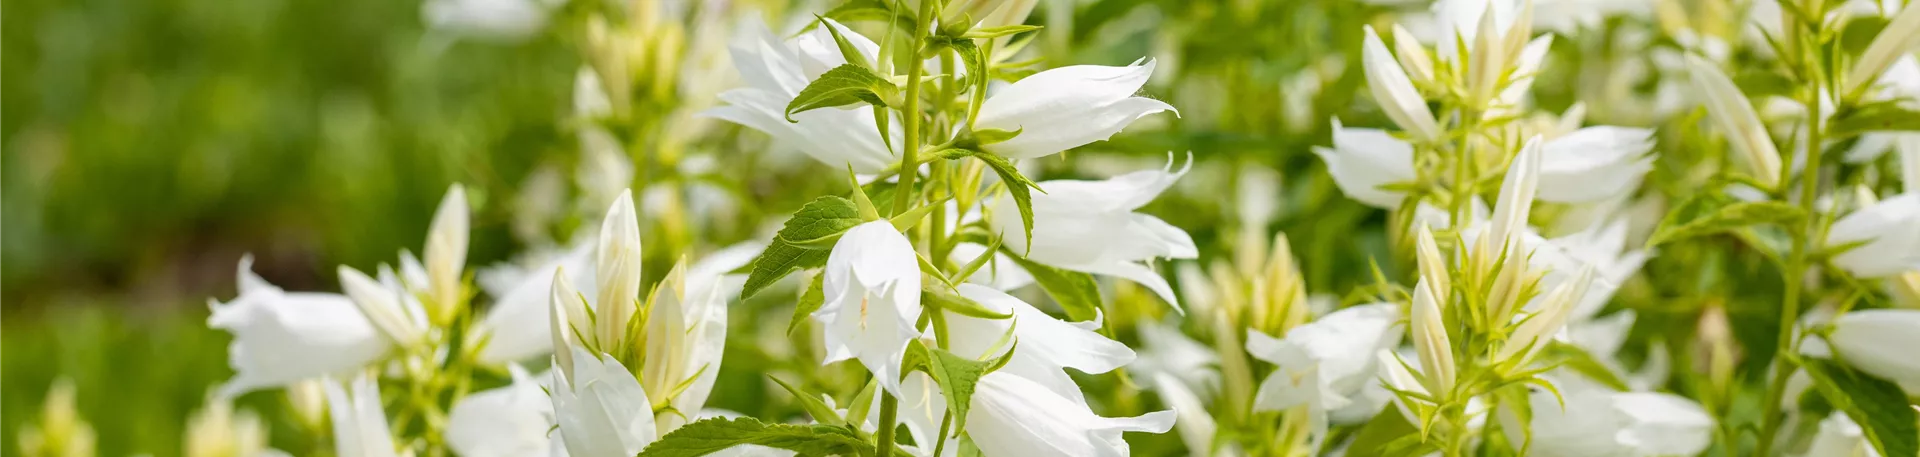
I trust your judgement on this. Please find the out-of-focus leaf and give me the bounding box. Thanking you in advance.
[1800,357,1918,457]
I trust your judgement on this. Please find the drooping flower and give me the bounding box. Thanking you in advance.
[1508,377,1715,457]
[324,374,400,457]
[963,373,1176,457]
[991,156,1198,309]
[1825,193,1920,278]
[472,244,596,365]
[704,19,901,173]
[1315,118,1416,209]
[446,366,555,457]
[815,221,923,395]
[1825,309,1920,388]
[1536,126,1656,203]
[1245,303,1404,444]
[209,257,389,398]
[973,60,1176,159]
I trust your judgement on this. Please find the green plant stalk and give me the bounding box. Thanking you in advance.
[891,0,936,216]
[875,392,900,457]
[1756,79,1826,457]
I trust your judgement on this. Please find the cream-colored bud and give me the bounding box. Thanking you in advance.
[1392,24,1436,88]
[1414,223,1452,305]
[1844,2,1920,97]
[595,191,643,353]
[1496,267,1594,366]
[1686,55,1784,187]
[1362,26,1443,142]
[550,267,582,380]
[425,184,470,323]
[1411,280,1456,395]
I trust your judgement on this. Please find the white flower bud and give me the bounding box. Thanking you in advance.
[338,265,426,350]
[1411,280,1456,395]
[1825,193,1920,278]
[1362,26,1443,142]
[1686,55,1784,188]
[595,191,643,353]
[425,184,470,323]
[1844,2,1920,97]
[1496,267,1593,366]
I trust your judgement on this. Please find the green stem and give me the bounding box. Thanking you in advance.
[891,0,936,216]
[1756,80,1826,457]
[875,392,900,457]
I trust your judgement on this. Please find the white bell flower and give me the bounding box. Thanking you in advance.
[549,345,655,457]
[1536,126,1656,203]
[1509,377,1715,457]
[947,284,1136,403]
[973,60,1175,159]
[1804,413,1881,457]
[325,374,401,457]
[1316,118,1416,209]
[815,220,923,395]
[447,366,555,457]
[1825,193,1920,278]
[992,156,1198,309]
[1825,309,1920,388]
[209,257,389,398]
[965,372,1176,457]
[473,244,596,365]
[705,19,901,173]
[1245,303,1404,444]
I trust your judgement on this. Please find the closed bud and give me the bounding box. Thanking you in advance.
[1362,26,1443,142]
[425,184,469,325]
[1411,280,1457,395]
[1414,223,1452,304]
[1496,267,1593,366]
[1391,24,1436,88]
[338,265,425,350]
[595,191,643,353]
[1685,55,1784,187]
[1844,2,1920,97]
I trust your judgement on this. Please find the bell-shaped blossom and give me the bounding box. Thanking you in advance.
[992,157,1198,309]
[1826,309,1920,387]
[948,285,1136,402]
[1315,118,1416,209]
[550,344,656,457]
[1536,127,1656,203]
[815,221,923,395]
[973,60,1175,159]
[1686,55,1784,188]
[447,366,555,457]
[473,244,597,365]
[1246,303,1404,444]
[325,374,400,457]
[705,19,900,173]
[1510,378,1714,457]
[1825,193,1920,278]
[965,372,1176,457]
[209,257,389,398]
[1361,26,1442,142]
[1804,413,1880,457]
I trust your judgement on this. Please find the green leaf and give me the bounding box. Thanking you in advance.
[740,243,828,301]
[960,24,1042,39]
[923,284,1013,319]
[1647,198,1805,247]
[824,0,898,25]
[1540,341,1630,391]
[899,340,1017,438]
[1800,357,1918,457]
[1342,405,1419,457]
[775,196,864,248]
[970,151,1041,251]
[814,15,871,69]
[970,128,1021,145]
[784,64,897,122]
[789,274,826,335]
[1828,101,1920,140]
[1004,253,1103,322]
[636,417,873,457]
[889,199,945,232]
[769,376,846,428]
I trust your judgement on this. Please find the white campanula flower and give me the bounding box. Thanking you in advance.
[1245,303,1404,444]
[1825,309,1920,388]
[1686,55,1784,188]
[964,372,1176,457]
[1535,220,1651,321]
[1150,372,1231,457]
[948,285,1136,402]
[705,19,901,173]
[1360,26,1443,142]
[1536,126,1656,203]
[642,255,739,435]
[1509,377,1714,457]
[991,156,1198,309]
[325,374,401,457]
[209,257,389,398]
[973,60,1176,159]
[1316,118,1415,209]
[446,366,555,457]
[421,0,550,42]
[1825,193,1920,278]
[473,244,597,365]
[1805,413,1880,457]
[815,220,923,395]
[1129,320,1221,396]
[550,344,656,457]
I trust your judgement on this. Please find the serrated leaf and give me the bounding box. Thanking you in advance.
[899,340,1017,439]
[770,376,846,427]
[960,24,1042,39]
[636,417,873,457]
[1828,102,1920,140]
[1647,199,1805,247]
[789,273,826,335]
[785,64,898,122]
[776,196,864,247]
[740,242,829,301]
[1003,252,1102,322]
[923,284,1013,319]
[1801,357,1918,457]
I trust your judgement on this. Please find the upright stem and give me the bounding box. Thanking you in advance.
[875,392,900,457]
[1756,81,1825,457]
[892,0,935,215]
